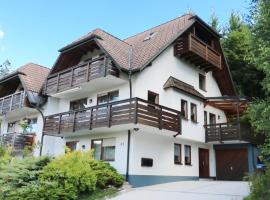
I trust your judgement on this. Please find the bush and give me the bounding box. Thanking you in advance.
[40,151,97,196]
[245,166,270,200]
[89,160,124,189]
[0,156,51,200]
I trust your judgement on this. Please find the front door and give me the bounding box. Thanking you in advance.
[199,148,210,178]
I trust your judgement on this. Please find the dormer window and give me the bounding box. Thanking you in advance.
[143,32,157,42]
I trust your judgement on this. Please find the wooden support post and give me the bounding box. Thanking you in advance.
[9,94,14,112]
[86,62,90,82]
[159,107,163,130]
[72,111,76,132]
[219,124,222,143]
[108,104,112,127]
[89,108,93,130]
[58,114,62,134]
[134,98,138,124]
[70,68,74,87]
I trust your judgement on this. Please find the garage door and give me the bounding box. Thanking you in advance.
[216,149,248,181]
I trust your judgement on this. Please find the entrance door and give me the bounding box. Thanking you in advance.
[199,148,210,178]
[215,149,248,180]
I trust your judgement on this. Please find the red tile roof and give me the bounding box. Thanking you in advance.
[17,63,50,93]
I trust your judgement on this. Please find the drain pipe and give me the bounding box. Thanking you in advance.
[126,46,133,181]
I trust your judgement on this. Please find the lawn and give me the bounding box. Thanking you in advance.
[79,188,119,200]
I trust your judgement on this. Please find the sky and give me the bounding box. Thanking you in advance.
[0,0,250,69]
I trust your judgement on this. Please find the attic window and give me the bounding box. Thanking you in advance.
[143,32,157,41]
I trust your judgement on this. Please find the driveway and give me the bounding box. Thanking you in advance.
[111,181,250,200]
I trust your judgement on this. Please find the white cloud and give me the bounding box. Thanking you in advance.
[0,30,4,39]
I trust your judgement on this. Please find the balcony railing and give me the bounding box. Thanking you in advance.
[0,91,25,115]
[205,121,262,143]
[0,132,35,152]
[44,98,182,135]
[44,56,119,95]
[175,33,222,70]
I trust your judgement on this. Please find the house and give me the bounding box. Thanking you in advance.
[40,14,262,187]
[0,63,49,157]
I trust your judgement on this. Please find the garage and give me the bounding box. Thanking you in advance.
[215,149,248,180]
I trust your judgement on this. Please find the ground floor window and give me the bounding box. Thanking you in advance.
[66,141,78,152]
[184,145,192,165]
[91,138,116,161]
[174,143,182,164]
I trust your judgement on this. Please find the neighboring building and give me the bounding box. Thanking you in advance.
[0,63,49,157]
[41,14,262,186]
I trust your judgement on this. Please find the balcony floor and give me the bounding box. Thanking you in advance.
[50,75,127,99]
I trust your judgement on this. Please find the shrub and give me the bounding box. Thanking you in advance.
[89,160,124,189]
[245,166,270,200]
[40,151,97,195]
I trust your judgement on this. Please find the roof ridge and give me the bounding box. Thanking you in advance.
[124,13,193,41]
[95,28,132,46]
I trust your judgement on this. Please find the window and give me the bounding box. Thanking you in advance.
[190,103,197,122]
[97,90,119,105]
[199,74,206,91]
[66,141,77,152]
[148,91,159,105]
[181,99,188,119]
[204,111,207,125]
[7,122,16,133]
[26,118,38,133]
[70,98,87,111]
[174,144,182,164]
[91,138,116,161]
[209,113,216,124]
[184,145,191,165]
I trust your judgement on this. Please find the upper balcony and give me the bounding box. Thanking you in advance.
[0,91,26,115]
[43,56,125,99]
[0,132,35,152]
[43,98,182,136]
[174,33,222,72]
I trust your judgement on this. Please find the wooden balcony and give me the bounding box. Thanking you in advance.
[44,98,182,135]
[0,132,35,152]
[0,91,25,115]
[43,56,120,95]
[205,121,263,144]
[174,33,222,71]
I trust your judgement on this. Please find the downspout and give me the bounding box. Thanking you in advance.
[126,46,133,181]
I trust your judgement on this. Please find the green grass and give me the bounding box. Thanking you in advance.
[79,188,119,200]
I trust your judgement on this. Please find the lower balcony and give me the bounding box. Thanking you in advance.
[205,121,264,144]
[0,132,36,152]
[43,98,182,136]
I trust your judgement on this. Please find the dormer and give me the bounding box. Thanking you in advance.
[174,20,222,72]
[43,31,127,99]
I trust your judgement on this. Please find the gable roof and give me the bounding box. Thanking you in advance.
[164,76,205,100]
[52,13,236,96]
[0,63,50,93]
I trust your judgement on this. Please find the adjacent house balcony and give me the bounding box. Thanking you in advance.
[0,91,25,115]
[43,98,182,136]
[205,121,263,144]
[174,33,222,71]
[0,132,35,152]
[43,56,124,98]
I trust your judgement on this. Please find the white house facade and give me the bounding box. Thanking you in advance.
[1,14,262,187]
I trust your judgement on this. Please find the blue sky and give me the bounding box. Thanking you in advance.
[0,0,250,69]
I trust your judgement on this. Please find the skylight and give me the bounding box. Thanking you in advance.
[143,32,157,42]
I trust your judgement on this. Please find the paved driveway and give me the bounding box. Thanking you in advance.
[111,181,250,200]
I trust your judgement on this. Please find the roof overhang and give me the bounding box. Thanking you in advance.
[205,96,248,116]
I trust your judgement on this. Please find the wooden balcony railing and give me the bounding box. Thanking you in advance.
[0,91,25,115]
[0,132,35,152]
[174,33,222,70]
[205,121,262,143]
[44,98,182,135]
[44,56,119,95]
